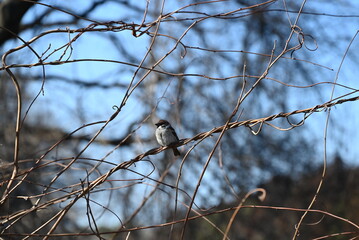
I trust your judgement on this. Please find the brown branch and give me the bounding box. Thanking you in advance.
[118,94,359,166]
[32,94,356,237]
[1,204,358,238]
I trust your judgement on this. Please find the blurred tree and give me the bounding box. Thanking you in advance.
[0,0,38,44]
[159,155,358,240]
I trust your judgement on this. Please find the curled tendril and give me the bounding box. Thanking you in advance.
[112,105,119,110]
[302,34,318,51]
[290,24,318,58]
[246,121,264,135]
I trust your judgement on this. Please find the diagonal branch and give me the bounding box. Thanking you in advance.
[47,94,359,229]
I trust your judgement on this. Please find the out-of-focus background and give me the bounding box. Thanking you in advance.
[0,0,358,239]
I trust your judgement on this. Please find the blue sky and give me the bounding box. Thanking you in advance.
[4,0,359,229]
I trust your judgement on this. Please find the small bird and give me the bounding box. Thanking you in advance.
[155,119,180,156]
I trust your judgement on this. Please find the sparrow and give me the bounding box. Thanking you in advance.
[155,119,180,156]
